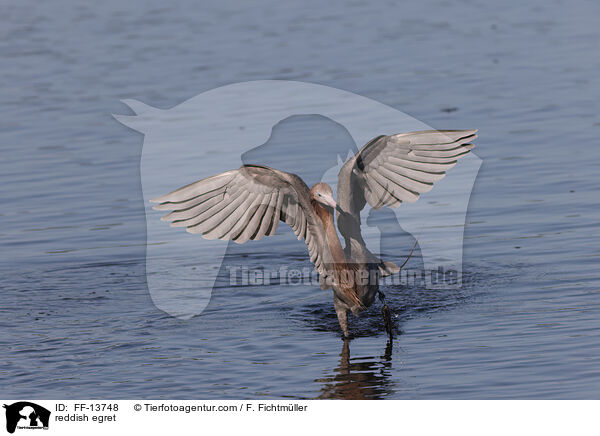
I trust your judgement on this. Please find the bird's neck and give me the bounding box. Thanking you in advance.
[312,201,364,309]
[312,202,348,265]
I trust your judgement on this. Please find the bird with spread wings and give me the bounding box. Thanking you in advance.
[151,130,477,337]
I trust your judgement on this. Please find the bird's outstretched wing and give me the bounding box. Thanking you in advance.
[151,164,333,277]
[336,129,477,273]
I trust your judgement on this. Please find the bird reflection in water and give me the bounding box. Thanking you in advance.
[316,339,394,399]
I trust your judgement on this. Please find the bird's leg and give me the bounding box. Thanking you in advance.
[378,291,393,339]
[333,296,349,338]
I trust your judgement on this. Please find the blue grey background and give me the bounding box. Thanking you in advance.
[1,0,599,398]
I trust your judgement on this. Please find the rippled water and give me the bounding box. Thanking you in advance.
[1,0,599,399]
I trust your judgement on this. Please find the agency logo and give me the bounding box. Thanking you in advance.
[3,402,50,434]
[115,80,481,319]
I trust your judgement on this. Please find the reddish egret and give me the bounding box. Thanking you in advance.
[151,130,477,337]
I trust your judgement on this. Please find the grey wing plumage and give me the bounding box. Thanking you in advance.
[342,129,477,212]
[336,129,477,274]
[151,165,332,277]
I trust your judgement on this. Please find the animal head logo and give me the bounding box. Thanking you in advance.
[3,402,50,434]
[114,80,481,319]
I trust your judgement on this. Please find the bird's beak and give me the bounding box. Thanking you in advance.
[320,193,337,210]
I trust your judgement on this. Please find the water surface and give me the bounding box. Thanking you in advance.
[1,0,599,399]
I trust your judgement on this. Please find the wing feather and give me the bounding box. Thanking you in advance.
[232,194,268,244]
[253,193,276,240]
[336,129,477,274]
[152,165,333,277]
[340,129,476,213]
[151,171,236,204]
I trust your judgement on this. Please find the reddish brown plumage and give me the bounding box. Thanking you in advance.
[310,184,364,310]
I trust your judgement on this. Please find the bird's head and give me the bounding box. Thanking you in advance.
[310,182,337,210]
